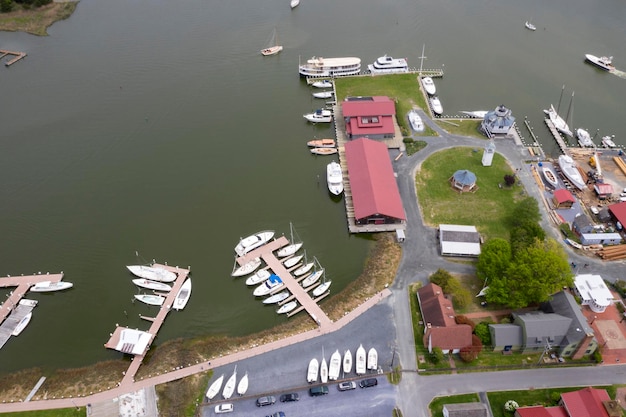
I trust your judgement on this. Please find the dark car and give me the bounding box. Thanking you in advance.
[256,396,276,407]
[309,385,329,396]
[265,412,285,417]
[359,378,378,388]
[280,393,300,402]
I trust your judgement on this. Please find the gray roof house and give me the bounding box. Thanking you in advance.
[572,214,594,235]
[443,403,489,417]
[489,323,523,352]
[513,311,571,353]
[480,105,516,138]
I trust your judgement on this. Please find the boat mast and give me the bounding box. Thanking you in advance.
[556,85,565,114]
[565,91,574,133]
[418,44,426,74]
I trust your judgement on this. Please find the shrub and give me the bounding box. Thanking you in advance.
[430,347,445,365]
[504,400,519,411]
[474,322,492,346]
[592,349,603,364]
[455,315,476,331]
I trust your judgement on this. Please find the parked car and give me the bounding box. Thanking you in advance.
[280,393,300,402]
[256,396,276,407]
[214,403,233,414]
[265,412,285,417]
[309,385,329,396]
[359,378,378,388]
[338,381,356,391]
[590,206,600,215]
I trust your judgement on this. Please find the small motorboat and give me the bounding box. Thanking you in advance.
[355,344,366,375]
[576,128,594,147]
[237,372,249,396]
[307,138,335,148]
[29,280,74,292]
[327,161,344,196]
[206,374,224,400]
[304,109,332,123]
[310,147,338,156]
[173,278,192,310]
[602,135,616,148]
[293,262,314,277]
[525,20,536,31]
[585,54,615,71]
[127,265,177,283]
[307,358,319,383]
[312,80,332,88]
[302,269,324,288]
[311,280,331,297]
[12,312,32,336]
[134,294,166,306]
[367,348,378,370]
[132,279,172,292]
[343,349,352,374]
[277,242,303,258]
[408,109,424,132]
[328,350,341,380]
[235,230,275,257]
[222,367,237,400]
[263,290,290,304]
[320,356,328,383]
[253,274,283,296]
[430,96,443,115]
[313,91,334,99]
[421,76,436,95]
[232,258,262,277]
[277,300,298,314]
[290,0,299,8]
[541,166,559,188]
[245,269,270,286]
[283,254,303,269]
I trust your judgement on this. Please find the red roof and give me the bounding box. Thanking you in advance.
[554,188,575,204]
[417,283,456,327]
[424,325,472,351]
[342,97,396,137]
[344,138,405,221]
[594,183,613,195]
[516,406,568,417]
[561,387,611,417]
[609,202,626,226]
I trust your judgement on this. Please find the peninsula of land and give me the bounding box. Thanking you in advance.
[0,1,77,36]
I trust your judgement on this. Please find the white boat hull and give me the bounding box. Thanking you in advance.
[206,374,224,400]
[558,155,586,190]
[312,280,331,297]
[545,105,572,137]
[223,368,237,400]
[576,128,594,147]
[261,46,283,56]
[232,258,262,277]
[320,357,328,383]
[127,265,177,283]
[173,278,192,310]
[263,290,290,304]
[307,358,319,383]
[237,372,249,396]
[313,91,333,99]
[293,262,314,277]
[310,147,338,155]
[134,294,165,306]
[29,281,74,292]
[328,350,341,380]
[277,300,298,314]
[307,139,335,148]
[312,80,332,88]
[602,136,616,148]
[283,254,303,269]
[327,161,344,195]
[367,348,378,370]
[585,54,614,71]
[304,110,333,123]
[132,279,172,292]
[235,230,274,257]
[408,110,424,132]
[430,96,443,115]
[421,77,436,95]
[12,312,32,336]
[245,269,271,286]
[302,269,324,288]
[277,242,303,257]
[541,167,559,188]
[253,275,283,297]
[355,344,366,375]
[343,349,352,374]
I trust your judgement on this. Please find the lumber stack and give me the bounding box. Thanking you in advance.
[597,244,626,260]
[614,156,626,177]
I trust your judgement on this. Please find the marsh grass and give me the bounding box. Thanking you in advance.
[0,2,77,36]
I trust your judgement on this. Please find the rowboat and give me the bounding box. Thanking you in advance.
[367,347,378,370]
[311,280,331,297]
[313,91,334,99]
[222,366,237,399]
[302,269,324,288]
[127,265,177,283]
[355,344,366,375]
[541,166,559,188]
[237,372,249,396]
[134,294,165,306]
[263,290,290,304]
[307,358,319,383]
[310,147,338,155]
[307,138,336,148]
[132,279,172,292]
[328,350,341,380]
[206,374,224,400]
[173,278,192,310]
[232,258,262,277]
[277,300,298,314]
[245,269,271,286]
[343,349,352,374]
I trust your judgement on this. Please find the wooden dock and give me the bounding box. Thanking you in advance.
[0,299,38,350]
[0,272,64,325]
[0,50,27,67]
[544,118,569,155]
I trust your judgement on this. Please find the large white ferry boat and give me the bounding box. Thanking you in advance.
[299,56,361,77]
[367,55,409,74]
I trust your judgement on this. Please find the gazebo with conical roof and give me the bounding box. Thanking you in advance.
[450,169,477,193]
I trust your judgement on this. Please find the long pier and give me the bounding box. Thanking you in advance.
[544,118,569,155]
[0,50,27,67]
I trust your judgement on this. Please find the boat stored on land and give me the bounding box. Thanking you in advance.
[558,155,586,190]
[304,109,332,123]
[408,110,424,132]
[307,358,319,383]
[235,230,274,257]
[343,349,352,374]
[367,55,409,74]
[263,290,290,304]
[223,367,237,400]
[421,77,436,95]
[132,279,172,292]
[12,312,32,336]
[29,280,73,292]
[585,54,615,71]
[307,138,335,148]
[277,300,298,314]
[206,374,224,400]
[127,265,177,283]
[541,166,559,188]
[245,269,270,286]
[173,278,192,310]
[237,372,249,396]
[310,147,338,155]
[299,56,361,78]
[367,348,378,370]
[576,128,594,147]
[320,355,328,383]
[355,344,366,375]
[328,350,341,380]
[134,294,165,306]
[232,258,262,277]
[326,161,344,195]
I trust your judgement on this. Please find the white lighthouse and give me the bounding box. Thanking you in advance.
[482,140,496,167]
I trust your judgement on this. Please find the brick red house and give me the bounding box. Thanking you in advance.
[515,387,620,417]
[342,96,396,140]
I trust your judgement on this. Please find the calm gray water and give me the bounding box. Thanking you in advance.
[0,0,625,375]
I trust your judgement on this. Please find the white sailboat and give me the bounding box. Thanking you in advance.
[367,348,378,370]
[343,349,352,374]
[12,312,32,336]
[260,28,283,56]
[293,256,314,277]
[127,265,177,283]
[263,290,290,304]
[307,358,319,383]
[245,269,271,286]
[311,280,331,297]
[277,222,303,257]
[132,279,172,292]
[302,269,324,288]
[232,258,262,277]
[237,372,249,396]
[328,350,341,380]
[222,366,237,399]
[320,354,328,383]
[134,294,165,306]
[355,344,366,375]
[283,254,303,269]
[29,280,74,292]
[277,300,298,314]
[206,374,224,400]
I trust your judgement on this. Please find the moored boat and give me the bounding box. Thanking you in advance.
[29,280,74,292]
[355,344,366,375]
[132,279,172,292]
[585,54,615,71]
[421,76,436,95]
[312,280,331,297]
[328,350,341,380]
[312,80,332,88]
[277,243,303,258]
[245,269,271,286]
[253,274,283,296]
[430,96,443,115]
[299,56,361,78]
[343,349,352,374]
[12,312,32,336]
[277,300,298,314]
[602,135,616,148]
[290,0,299,8]
[173,278,192,310]
[558,155,586,190]
[232,258,262,277]
[544,104,573,137]
[206,374,224,400]
[525,21,536,31]
[237,372,249,396]
[293,261,314,277]
[302,269,324,288]
[263,290,290,304]
[307,358,319,383]
[576,128,594,147]
[460,110,488,119]
[313,91,334,99]
[541,166,559,188]
[134,294,166,306]
[304,109,333,123]
[283,254,303,268]
[327,161,344,196]
[127,265,177,283]
[367,55,409,74]
[310,147,338,156]
[408,109,424,132]
[235,230,275,257]
[307,138,336,148]
[367,348,378,370]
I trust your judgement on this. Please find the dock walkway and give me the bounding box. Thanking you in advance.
[0,299,37,350]
[544,118,569,155]
[0,50,27,67]
[0,273,64,325]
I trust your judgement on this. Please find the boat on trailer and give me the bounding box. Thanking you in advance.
[367,348,378,370]
[307,358,319,383]
[355,344,366,375]
[206,374,224,400]
[343,349,352,374]
[328,350,341,380]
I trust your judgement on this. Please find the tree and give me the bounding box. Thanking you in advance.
[504,174,516,186]
[430,347,445,364]
[429,269,453,289]
[508,197,542,228]
[476,238,511,284]
[0,0,12,12]
[510,222,546,255]
[474,321,492,346]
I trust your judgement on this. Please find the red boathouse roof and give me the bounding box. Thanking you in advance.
[342,96,396,138]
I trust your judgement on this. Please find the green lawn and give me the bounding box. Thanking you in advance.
[435,119,485,139]
[429,393,480,417]
[0,408,85,417]
[415,147,521,240]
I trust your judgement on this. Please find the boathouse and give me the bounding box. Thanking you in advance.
[480,105,516,138]
[552,188,575,209]
[342,96,396,140]
[344,138,405,226]
[608,201,626,228]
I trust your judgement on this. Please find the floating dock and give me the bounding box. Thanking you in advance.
[0,299,38,350]
[544,118,570,155]
[0,50,27,67]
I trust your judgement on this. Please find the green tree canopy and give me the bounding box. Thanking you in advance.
[476,238,511,283]
[508,197,542,228]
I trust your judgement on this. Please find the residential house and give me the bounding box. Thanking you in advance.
[342,96,396,140]
[515,387,620,417]
[573,274,614,313]
[443,403,489,417]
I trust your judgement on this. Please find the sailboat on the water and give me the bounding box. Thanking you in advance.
[261,28,283,56]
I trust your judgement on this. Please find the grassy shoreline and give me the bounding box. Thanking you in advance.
[0,2,77,36]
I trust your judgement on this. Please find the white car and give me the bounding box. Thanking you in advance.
[215,403,233,414]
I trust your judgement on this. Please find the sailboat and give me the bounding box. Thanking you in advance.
[328,350,341,380]
[320,351,328,383]
[260,28,283,56]
[524,19,536,31]
[277,222,303,257]
[222,366,237,399]
[290,0,299,8]
[237,372,249,396]
[206,374,224,400]
[343,349,352,374]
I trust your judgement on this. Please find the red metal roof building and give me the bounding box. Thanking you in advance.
[608,201,626,228]
[342,96,396,140]
[344,138,405,225]
[594,183,614,199]
[553,188,576,209]
[515,387,619,417]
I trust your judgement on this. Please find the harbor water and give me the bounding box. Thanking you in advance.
[0,0,625,375]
